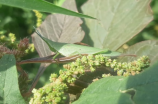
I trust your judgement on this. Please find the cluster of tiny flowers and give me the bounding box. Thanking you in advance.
[102,73,111,78]
[30,73,68,104]
[0,38,29,60]
[9,33,16,43]
[30,55,150,104]
[25,43,35,53]
[33,10,43,27]
[114,56,150,76]
[0,33,17,47]
[18,37,29,51]
[0,32,34,54]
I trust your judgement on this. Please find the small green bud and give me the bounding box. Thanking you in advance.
[114,68,118,71]
[102,74,106,78]
[81,56,88,63]
[121,62,128,69]
[63,64,71,69]
[136,71,140,74]
[117,62,122,68]
[66,71,72,76]
[90,67,95,72]
[59,70,64,75]
[108,58,112,63]
[78,69,85,74]
[76,58,81,62]
[77,66,84,70]
[110,63,115,68]
[45,87,52,94]
[71,78,76,83]
[60,75,68,81]
[88,60,94,66]
[123,72,130,77]
[32,88,37,93]
[117,69,124,76]
[100,56,105,63]
[62,96,67,100]
[70,62,77,68]
[106,62,110,66]
[74,61,81,66]
[54,97,61,103]
[102,73,111,77]
[95,55,100,59]
[87,54,94,60]
[95,61,100,66]
[132,67,136,71]
[73,71,79,75]
[136,68,141,71]
[50,73,58,82]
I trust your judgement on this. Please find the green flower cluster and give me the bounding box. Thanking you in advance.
[33,10,43,27]
[30,74,68,104]
[30,55,150,104]
[0,32,35,59]
[0,37,29,60]
[115,56,150,76]
[0,32,17,47]
[25,43,35,53]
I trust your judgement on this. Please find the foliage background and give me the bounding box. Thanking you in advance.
[0,0,158,89]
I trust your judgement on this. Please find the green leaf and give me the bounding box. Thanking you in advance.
[0,55,26,104]
[73,60,158,104]
[81,0,153,51]
[0,0,95,19]
[118,40,158,64]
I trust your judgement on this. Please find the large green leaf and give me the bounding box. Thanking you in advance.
[73,60,158,104]
[0,0,95,19]
[81,0,153,51]
[0,55,26,104]
[118,40,158,64]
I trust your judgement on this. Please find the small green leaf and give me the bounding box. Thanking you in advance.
[73,60,158,104]
[0,0,95,19]
[0,55,26,104]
